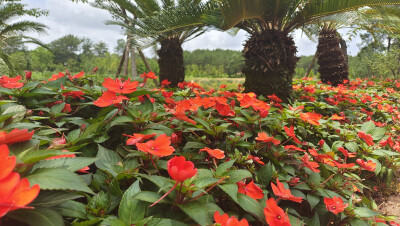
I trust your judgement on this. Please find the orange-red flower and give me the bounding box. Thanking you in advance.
[123,133,157,146]
[93,91,129,107]
[300,112,322,126]
[161,79,171,87]
[214,211,249,226]
[356,159,376,172]
[102,78,139,94]
[167,156,197,182]
[62,90,85,99]
[267,94,282,103]
[0,129,34,145]
[324,196,348,215]
[140,71,158,80]
[237,181,264,200]
[173,111,196,125]
[357,131,374,146]
[284,145,306,152]
[0,75,23,88]
[136,134,175,157]
[255,132,280,145]
[301,153,320,172]
[337,147,356,159]
[247,155,265,165]
[68,71,84,80]
[264,198,291,226]
[284,125,301,144]
[331,114,345,121]
[271,178,303,203]
[49,72,65,81]
[0,145,40,217]
[200,147,225,159]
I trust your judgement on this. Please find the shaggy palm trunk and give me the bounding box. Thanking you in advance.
[243,30,298,102]
[317,29,349,86]
[157,37,184,87]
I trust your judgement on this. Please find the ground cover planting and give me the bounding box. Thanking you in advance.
[0,71,400,225]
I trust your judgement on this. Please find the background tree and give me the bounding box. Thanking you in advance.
[49,34,83,66]
[203,0,400,102]
[0,0,48,75]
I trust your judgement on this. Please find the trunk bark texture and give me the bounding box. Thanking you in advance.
[243,29,299,102]
[317,29,349,86]
[157,37,185,88]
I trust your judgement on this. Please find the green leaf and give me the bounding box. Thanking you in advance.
[119,180,146,225]
[308,213,320,226]
[134,191,164,203]
[32,157,96,172]
[353,207,380,218]
[345,142,358,153]
[23,87,58,97]
[372,149,400,157]
[216,159,235,177]
[371,127,386,140]
[3,104,26,122]
[72,219,102,226]
[236,193,265,222]
[194,177,220,188]
[147,218,189,226]
[32,191,82,207]
[306,194,320,211]
[21,149,73,164]
[360,121,375,134]
[51,102,65,115]
[257,162,275,185]
[226,169,252,183]
[7,207,64,226]
[95,145,121,177]
[0,87,15,95]
[100,218,126,226]
[56,200,87,219]
[183,142,206,150]
[178,200,208,226]
[27,168,94,194]
[218,183,238,202]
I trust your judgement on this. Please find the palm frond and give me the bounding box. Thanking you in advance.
[0,51,15,76]
[0,21,47,37]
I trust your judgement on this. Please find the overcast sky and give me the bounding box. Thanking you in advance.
[25,0,361,56]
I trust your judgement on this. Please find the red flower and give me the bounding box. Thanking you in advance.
[267,94,282,103]
[271,178,303,203]
[93,91,129,107]
[357,131,374,146]
[237,181,264,200]
[200,147,225,159]
[284,145,306,152]
[140,71,158,80]
[136,134,175,157]
[25,70,32,80]
[301,153,320,172]
[123,133,157,146]
[214,211,249,226]
[331,114,345,121]
[167,156,197,182]
[337,147,356,159]
[247,155,265,165]
[161,79,171,87]
[0,129,34,145]
[356,159,376,172]
[102,78,139,94]
[300,112,322,126]
[62,90,85,99]
[68,71,84,80]
[215,103,235,116]
[173,111,196,125]
[255,132,280,145]
[0,145,40,217]
[264,198,291,226]
[284,125,301,144]
[49,72,65,81]
[324,196,348,215]
[0,75,23,88]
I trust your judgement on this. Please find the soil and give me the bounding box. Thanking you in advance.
[376,177,400,223]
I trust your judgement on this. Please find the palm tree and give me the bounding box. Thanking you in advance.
[93,0,209,87]
[204,0,400,101]
[0,1,48,75]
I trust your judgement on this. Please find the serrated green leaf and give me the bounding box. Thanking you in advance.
[307,194,320,211]
[236,193,265,222]
[178,200,208,226]
[226,170,252,183]
[216,160,235,177]
[27,168,93,194]
[55,200,87,219]
[32,157,96,172]
[95,145,121,177]
[219,183,238,202]
[194,177,220,188]
[32,191,82,207]
[360,121,375,134]
[147,218,189,226]
[354,207,380,218]
[119,180,146,224]
[7,207,64,226]
[183,142,206,150]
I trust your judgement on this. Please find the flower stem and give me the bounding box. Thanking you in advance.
[150,181,179,207]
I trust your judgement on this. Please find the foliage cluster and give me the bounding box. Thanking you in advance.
[1,71,400,225]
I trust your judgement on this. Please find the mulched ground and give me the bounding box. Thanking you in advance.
[376,176,400,223]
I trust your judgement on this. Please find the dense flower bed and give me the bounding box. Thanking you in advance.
[0,71,399,225]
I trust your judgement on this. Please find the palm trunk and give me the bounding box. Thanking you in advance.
[157,37,185,88]
[339,37,348,67]
[242,29,298,102]
[123,36,131,76]
[116,44,127,76]
[317,29,349,86]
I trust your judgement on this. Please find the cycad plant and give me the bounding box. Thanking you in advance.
[204,0,400,101]
[0,0,47,75]
[95,0,209,87]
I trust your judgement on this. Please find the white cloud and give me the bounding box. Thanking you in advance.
[24,0,360,56]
